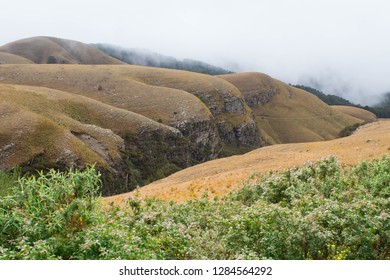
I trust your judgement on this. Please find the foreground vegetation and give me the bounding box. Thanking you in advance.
[0,156,389,260]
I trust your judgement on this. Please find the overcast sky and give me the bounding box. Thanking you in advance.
[1,0,390,104]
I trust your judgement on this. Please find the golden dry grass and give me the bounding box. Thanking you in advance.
[0,52,35,64]
[0,37,255,128]
[119,65,255,123]
[0,64,214,126]
[105,119,390,205]
[0,83,173,169]
[220,72,361,144]
[0,36,124,64]
[332,105,377,123]
[219,72,278,98]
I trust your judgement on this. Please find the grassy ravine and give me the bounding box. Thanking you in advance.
[0,157,389,260]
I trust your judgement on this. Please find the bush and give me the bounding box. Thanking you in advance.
[46,55,57,64]
[0,167,21,197]
[338,123,361,137]
[228,156,389,259]
[0,166,103,259]
[1,157,389,259]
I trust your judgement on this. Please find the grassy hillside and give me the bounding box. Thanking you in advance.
[106,120,390,204]
[0,52,35,64]
[0,65,262,193]
[0,64,260,151]
[220,72,361,144]
[332,105,377,123]
[0,58,371,197]
[0,37,362,149]
[0,36,124,65]
[0,83,193,194]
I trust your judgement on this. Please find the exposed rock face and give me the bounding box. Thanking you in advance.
[129,70,263,150]
[217,119,261,148]
[71,131,120,166]
[234,120,262,147]
[219,72,279,109]
[172,119,220,161]
[174,87,262,152]
[191,88,262,150]
[244,86,279,108]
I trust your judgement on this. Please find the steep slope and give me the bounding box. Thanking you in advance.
[332,105,377,123]
[106,119,390,204]
[219,72,362,144]
[0,36,124,65]
[0,52,35,64]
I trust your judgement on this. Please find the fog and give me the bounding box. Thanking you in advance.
[1,0,390,105]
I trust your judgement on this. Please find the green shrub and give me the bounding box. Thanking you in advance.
[338,123,361,137]
[0,167,21,197]
[0,165,103,259]
[1,156,389,260]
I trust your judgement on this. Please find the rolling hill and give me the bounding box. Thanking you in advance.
[0,36,372,196]
[332,105,377,123]
[0,63,259,194]
[0,64,259,152]
[0,36,234,74]
[219,72,362,144]
[0,36,124,65]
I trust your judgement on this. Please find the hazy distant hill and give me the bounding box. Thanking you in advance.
[370,92,390,118]
[293,84,353,106]
[0,36,124,65]
[293,84,390,118]
[0,36,234,74]
[92,43,233,75]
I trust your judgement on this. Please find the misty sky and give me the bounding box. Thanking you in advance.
[1,0,390,105]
